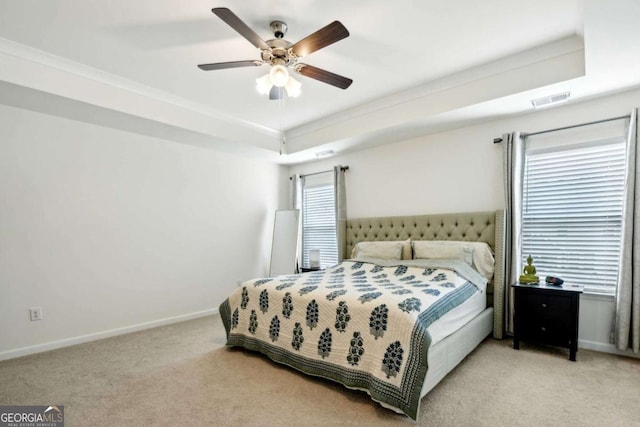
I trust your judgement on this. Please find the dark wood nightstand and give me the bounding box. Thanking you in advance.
[513,282,583,361]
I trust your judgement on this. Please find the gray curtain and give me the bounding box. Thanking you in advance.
[291,174,303,273]
[291,174,303,211]
[615,108,639,353]
[334,166,347,261]
[503,132,526,335]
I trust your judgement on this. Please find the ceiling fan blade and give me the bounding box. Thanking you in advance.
[295,64,353,89]
[290,21,349,57]
[269,86,284,100]
[212,7,269,50]
[198,60,263,71]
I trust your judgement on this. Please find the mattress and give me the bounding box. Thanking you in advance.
[427,285,486,347]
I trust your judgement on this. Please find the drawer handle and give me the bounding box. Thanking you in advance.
[541,303,547,308]
[540,326,546,332]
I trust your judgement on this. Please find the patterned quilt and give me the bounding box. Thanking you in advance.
[219,258,487,420]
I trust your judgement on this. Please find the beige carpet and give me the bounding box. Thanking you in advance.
[1,315,639,427]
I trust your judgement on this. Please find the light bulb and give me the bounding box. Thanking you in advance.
[269,65,289,87]
[255,74,272,95]
[284,76,302,98]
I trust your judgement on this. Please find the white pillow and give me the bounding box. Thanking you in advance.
[351,241,404,260]
[412,241,473,266]
[412,240,495,280]
[465,241,495,281]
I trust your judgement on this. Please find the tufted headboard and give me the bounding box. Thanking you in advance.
[345,210,505,339]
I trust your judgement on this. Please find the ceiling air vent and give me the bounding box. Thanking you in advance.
[315,150,335,158]
[531,92,570,109]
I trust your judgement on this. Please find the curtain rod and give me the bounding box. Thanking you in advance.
[289,166,350,180]
[493,114,631,143]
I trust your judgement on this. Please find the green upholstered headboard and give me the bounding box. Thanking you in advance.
[345,210,505,339]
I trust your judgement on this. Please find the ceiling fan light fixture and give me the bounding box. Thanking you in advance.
[255,74,272,95]
[269,64,289,87]
[198,10,353,98]
[285,76,302,98]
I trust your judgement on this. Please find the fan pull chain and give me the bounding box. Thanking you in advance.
[279,94,287,155]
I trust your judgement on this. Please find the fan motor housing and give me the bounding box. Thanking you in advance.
[263,38,293,66]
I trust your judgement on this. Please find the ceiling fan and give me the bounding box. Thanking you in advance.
[198,8,353,100]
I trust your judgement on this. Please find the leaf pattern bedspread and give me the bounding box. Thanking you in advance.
[219,258,487,420]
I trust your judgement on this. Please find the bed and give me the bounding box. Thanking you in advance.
[219,210,505,420]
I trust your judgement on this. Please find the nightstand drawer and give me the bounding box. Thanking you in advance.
[521,321,571,347]
[519,293,572,321]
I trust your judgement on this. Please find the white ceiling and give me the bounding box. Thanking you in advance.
[0,0,638,163]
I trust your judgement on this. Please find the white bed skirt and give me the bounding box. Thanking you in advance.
[420,307,494,397]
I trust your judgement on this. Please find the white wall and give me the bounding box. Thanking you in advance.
[290,86,640,358]
[0,104,288,359]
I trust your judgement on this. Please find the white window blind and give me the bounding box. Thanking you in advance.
[302,179,338,269]
[522,139,626,295]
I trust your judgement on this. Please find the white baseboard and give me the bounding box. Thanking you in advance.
[578,338,640,359]
[0,308,219,362]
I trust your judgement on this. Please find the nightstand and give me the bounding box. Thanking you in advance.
[513,282,583,361]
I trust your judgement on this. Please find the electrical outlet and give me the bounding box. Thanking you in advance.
[236,280,242,288]
[30,307,43,321]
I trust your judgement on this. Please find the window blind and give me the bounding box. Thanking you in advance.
[302,183,338,268]
[522,140,626,295]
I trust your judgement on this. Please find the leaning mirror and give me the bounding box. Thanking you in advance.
[269,209,300,277]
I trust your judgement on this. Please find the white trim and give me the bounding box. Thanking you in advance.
[578,338,640,359]
[284,36,585,152]
[0,37,274,135]
[0,38,283,157]
[581,292,615,301]
[0,308,218,362]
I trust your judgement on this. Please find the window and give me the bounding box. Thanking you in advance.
[522,139,626,295]
[302,173,338,269]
